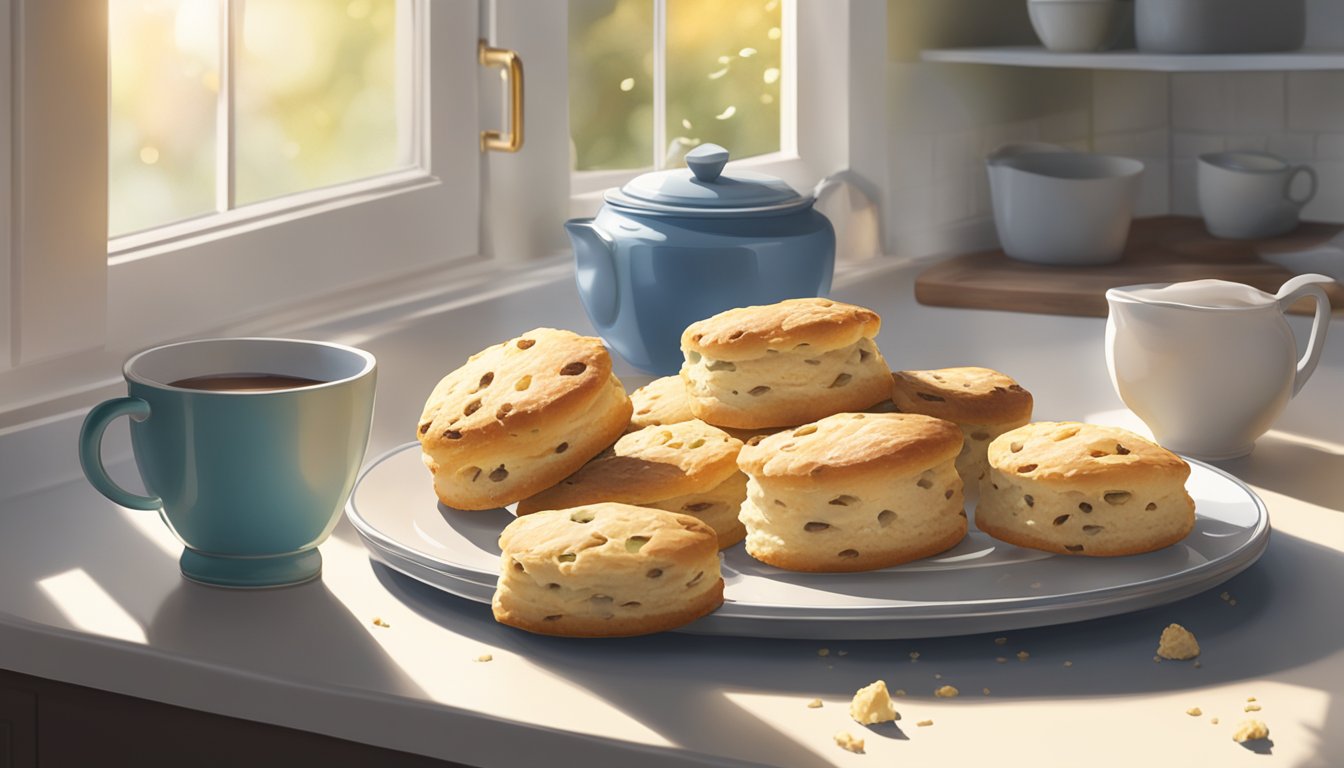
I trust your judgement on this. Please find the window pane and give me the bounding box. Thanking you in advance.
[234,0,405,206]
[109,0,219,237]
[570,0,655,172]
[666,0,781,168]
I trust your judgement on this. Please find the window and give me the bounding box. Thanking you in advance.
[568,0,784,173]
[1,0,478,384]
[108,0,412,238]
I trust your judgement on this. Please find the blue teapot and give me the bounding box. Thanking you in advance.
[565,144,835,374]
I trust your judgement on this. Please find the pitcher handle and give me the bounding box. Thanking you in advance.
[1274,273,1333,397]
[78,397,162,510]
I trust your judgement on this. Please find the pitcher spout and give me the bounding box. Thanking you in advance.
[564,218,619,329]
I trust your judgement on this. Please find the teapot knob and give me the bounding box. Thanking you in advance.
[686,143,729,182]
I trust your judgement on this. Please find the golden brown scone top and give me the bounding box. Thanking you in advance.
[628,375,695,430]
[417,328,615,447]
[737,412,963,486]
[890,367,1033,425]
[681,298,881,362]
[988,422,1190,488]
[519,420,743,513]
[500,502,719,576]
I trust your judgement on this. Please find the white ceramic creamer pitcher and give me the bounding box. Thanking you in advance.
[1105,274,1333,460]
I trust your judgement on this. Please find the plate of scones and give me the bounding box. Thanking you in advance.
[347,299,1270,639]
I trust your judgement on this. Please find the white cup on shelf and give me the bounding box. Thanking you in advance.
[1198,151,1317,240]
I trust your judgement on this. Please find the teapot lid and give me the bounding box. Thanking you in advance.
[605,144,810,216]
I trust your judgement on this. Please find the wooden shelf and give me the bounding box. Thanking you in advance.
[920,46,1344,72]
[915,216,1344,318]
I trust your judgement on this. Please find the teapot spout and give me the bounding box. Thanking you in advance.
[564,218,619,329]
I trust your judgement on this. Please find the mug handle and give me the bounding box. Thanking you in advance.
[78,397,162,510]
[1274,274,1333,397]
[1284,165,1318,207]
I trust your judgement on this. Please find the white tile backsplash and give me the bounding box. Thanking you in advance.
[1287,72,1344,132]
[1319,134,1344,160]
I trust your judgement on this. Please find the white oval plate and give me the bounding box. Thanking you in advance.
[346,442,1270,639]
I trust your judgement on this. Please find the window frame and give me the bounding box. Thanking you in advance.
[3,0,480,375]
[565,0,890,224]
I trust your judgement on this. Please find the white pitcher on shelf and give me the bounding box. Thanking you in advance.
[1105,274,1333,461]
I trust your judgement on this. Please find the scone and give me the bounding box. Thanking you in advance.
[517,420,748,548]
[492,502,724,637]
[736,412,967,572]
[889,367,1033,490]
[976,422,1195,556]
[627,375,695,431]
[680,298,893,429]
[417,328,632,510]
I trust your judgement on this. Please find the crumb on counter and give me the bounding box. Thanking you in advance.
[909,651,921,661]
[834,731,865,753]
[850,680,900,725]
[1220,591,1230,601]
[1063,660,1073,667]
[1245,704,1262,712]
[995,657,1008,664]
[994,636,1008,646]
[1016,651,1030,662]
[807,698,823,709]
[1154,656,1162,663]
[1186,707,1203,717]
[1211,717,1219,725]
[818,647,830,657]
[1194,661,1202,669]
[1246,696,1257,702]
[917,719,934,727]
[838,650,848,657]
[934,685,959,698]
[1229,599,1237,606]
[982,688,991,696]
[372,617,391,628]
[1232,720,1269,743]
[1156,623,1200,660]
[476,654,493,663]
[894,689,907,697]
[934,673,942,679]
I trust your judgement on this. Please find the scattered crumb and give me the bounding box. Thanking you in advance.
[934,685,960,698]
[1229,599,1237,607]
[1194,661,1202,669]
[371,617,390,628]
[1187,707,1203,716]
[1157,624,1201,660]
[838,650,848,657]
[834,731,865,753]
[850,680,900,725]
[1245,704,1262,712]
[994,637,1008,646]
[476,654,493,663]
[917,719,934,727]
[1232,720,1269,743]
[995,657,1008,664]
[1154,656,1162,663]
[982,688,991,696]
[909,651,921,661]
[1211,717,1220,725]
[807,698,823,709]
[1063,661,1073,668]
[1016,651,1030,662]
[1220,591,1230,601]
[1246,696,1257,702]
[1030,581,1042,589]
[894,689,907,697]
[934,673,942,679]
[818,648,831,657]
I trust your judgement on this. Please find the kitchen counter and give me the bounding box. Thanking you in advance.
[1,258,1341,767]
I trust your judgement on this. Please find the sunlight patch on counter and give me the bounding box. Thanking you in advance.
[38,568,147,644]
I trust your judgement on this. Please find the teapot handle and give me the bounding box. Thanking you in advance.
[1274,273,1333,397]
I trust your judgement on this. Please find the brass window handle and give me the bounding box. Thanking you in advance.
[479,40,524,153]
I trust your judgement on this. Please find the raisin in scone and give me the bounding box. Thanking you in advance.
[736,412,966,572]
[889,367,1033,493]
[417,328,632,510]
[627,375,696,431]
[977,422,1195,556]
[492,502,724,637]
[517,419,748,548]
[680,298,892,430]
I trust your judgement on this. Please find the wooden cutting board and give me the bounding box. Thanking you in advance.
[915,216,1344,317]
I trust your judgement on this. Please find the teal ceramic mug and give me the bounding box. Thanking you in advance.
[78,338,377,588]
